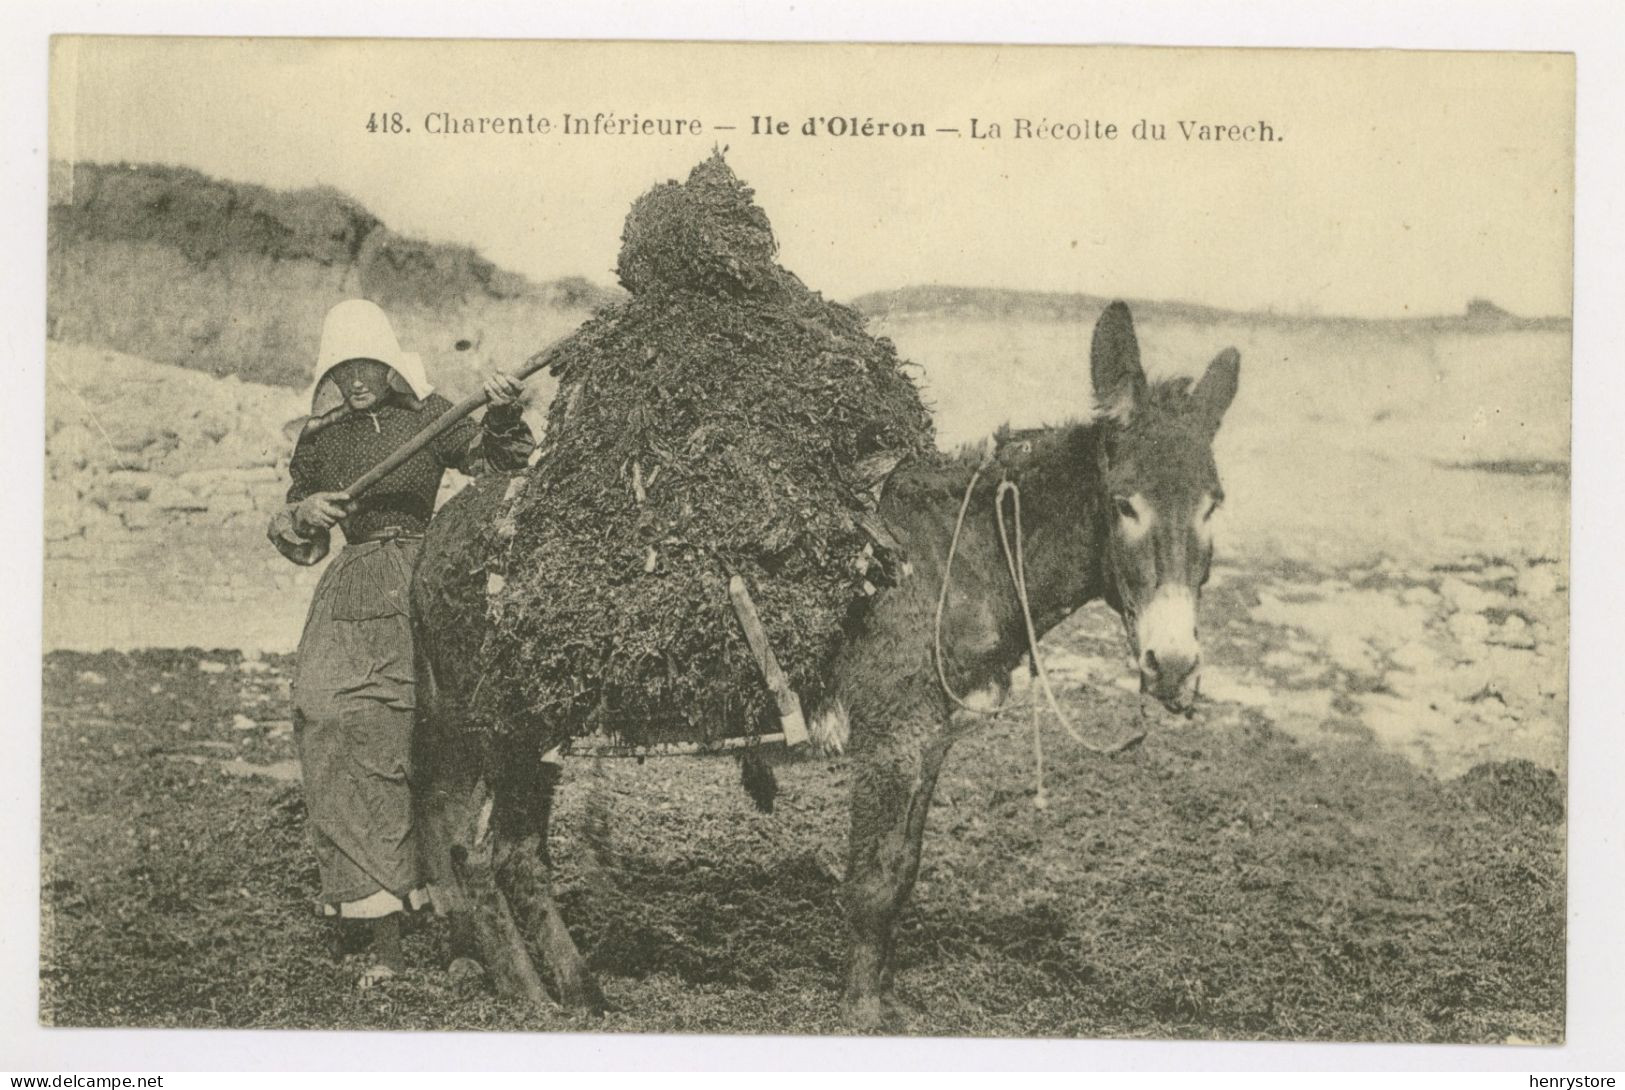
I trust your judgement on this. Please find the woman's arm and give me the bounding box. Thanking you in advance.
[433,374,537,475]
[267,427,343,565]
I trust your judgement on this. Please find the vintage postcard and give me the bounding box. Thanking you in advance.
[40,38,1572,1043]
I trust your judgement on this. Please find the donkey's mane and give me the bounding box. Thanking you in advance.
[900,386,1215,504]
[922,374,1202,489]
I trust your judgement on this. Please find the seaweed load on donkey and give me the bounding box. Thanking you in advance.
[417,152,936,752]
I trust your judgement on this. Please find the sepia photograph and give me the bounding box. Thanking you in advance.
[34,34,1577,1048]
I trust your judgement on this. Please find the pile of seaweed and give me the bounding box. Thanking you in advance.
[481,153,934,746]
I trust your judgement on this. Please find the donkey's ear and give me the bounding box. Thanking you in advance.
[1192,347,1240,434]
[1090,301,1147,419]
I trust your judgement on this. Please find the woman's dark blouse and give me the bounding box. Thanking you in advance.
[285,394,534,540]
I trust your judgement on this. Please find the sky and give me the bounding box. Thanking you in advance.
[50,38,1574,318]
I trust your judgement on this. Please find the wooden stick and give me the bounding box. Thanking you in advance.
[338,342,562,502]
[728,575,811,748]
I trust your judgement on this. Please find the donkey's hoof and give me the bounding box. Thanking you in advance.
[447,957,486,990]
[848,991,917,1034]
[556,972,608,1016]
[846,989,920,1034]
[846,994,887,1034]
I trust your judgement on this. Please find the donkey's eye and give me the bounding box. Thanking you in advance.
[1114,496,1139,521]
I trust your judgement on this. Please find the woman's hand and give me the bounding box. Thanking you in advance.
[295,492,352,532]
[483,372,525,408]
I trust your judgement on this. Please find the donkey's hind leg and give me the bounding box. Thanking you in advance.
[412,705,536,996]
[843,715,958,1031]
[446,790,552,1006]
[495,755,605,1013]
[413,773,483,974]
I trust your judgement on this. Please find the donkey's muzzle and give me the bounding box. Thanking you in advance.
[1134,586,1202,711]
[1140,648,1200,710]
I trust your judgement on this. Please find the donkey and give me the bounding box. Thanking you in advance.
[407,300,1239,1030]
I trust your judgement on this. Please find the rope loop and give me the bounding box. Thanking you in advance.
[932,459,1147,807]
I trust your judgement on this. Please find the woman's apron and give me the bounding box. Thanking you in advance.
[291,535,427,917]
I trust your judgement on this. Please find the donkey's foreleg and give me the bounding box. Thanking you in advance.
[843,717,956,1031]
[496,758,605,1014]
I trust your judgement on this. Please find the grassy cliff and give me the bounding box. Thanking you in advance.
[47,161,614,396]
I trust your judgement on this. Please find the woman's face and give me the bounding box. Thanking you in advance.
[329,359,393,411]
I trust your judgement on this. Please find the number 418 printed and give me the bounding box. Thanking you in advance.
[367,112,408,133]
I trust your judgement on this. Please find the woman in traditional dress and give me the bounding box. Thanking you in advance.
[267,299,534,985]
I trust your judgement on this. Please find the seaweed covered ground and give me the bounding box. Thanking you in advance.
[39,560,1564,1041]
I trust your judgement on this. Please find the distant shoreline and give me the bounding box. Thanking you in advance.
[849,284,1571,334]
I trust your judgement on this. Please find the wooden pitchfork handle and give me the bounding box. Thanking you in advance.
[337,344,561,502]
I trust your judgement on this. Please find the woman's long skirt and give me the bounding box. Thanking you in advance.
[291,538,426,918]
